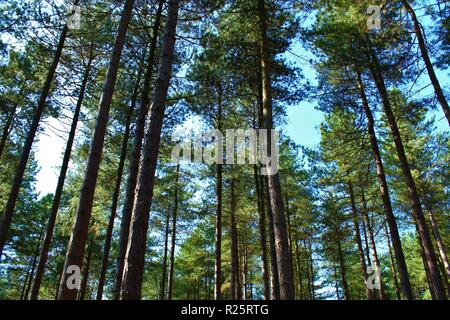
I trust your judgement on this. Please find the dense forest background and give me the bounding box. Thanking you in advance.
[0,0,448,300]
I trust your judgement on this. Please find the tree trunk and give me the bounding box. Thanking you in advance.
[337,240,350,300]
[214,83,223,300]
[167,163,180,300]
[257,0,295,299]
[304,239,312,299]
[401,0,450,126]
[30,49,93,301]
[0,0,80,256]
[0,104,17,159]
[265,177,280,300]
[308,238,315,300]
[347,180,373,300]
[96,69,141,301]
[159,209,170,300]
[113,0,164,299]
[361,190,386,300]
[423,202,450,283]
[254,165,270,299]
[78,243,92,301]
[367,43,447,300]
[230,178,240,300]
[355,66,413,299]
[120,0,180,300]
[58,0,135,300]
[23,231,43,300]
[384,223,401,300]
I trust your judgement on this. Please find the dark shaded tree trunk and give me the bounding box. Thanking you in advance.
[308,238,315,300]
[113,0,164,299]
[230,178,240,300]
[23,232,43,300]
[347,180,373,300]
[0,104,17,159]
[384,223,401,300]
[159,209,170,300]
[361,190,386,300]
[30,49,93,301]
[423,202,450,283]
[78,243,92,301]
[304,239,312,299]
[367,43,447,300]
[355,66,413,299]
[0,0,80,256]
[120,0,180,300]
[58,0,135,300]
[167,163,180,300]
[254,165,270,300]
[96,70,141,301]
[257,0,295,299]
[401,0,450,126]
[337,240,350,300]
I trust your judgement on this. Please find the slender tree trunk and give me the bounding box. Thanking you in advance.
[159,209,170,300]
[361,190,386,300]
[96,70,141,301]
[0,104,17,159]
[337,240,350,300]
[257,0,295,299]
[254,165,270,299]
[355,66,413,299]
[423,202,450,282]
[20,263,31,300]
[401,0,450,126]
[308,238,315,300]
[0,0,80,256]
[367,44,447,300]
[265,178,280,300]
[113,0,164,299]
[30,50,93,301]
[167,164,180,300]
[58,0,135,300]
[304,239,312,300]
[294,236,303,299]
[23,232,43,300]
[384,223,401,300]
[347,180,373,300]
[230,178,240,300]
[78,243,92,301]
[120,0,180,300]
[361,215,372,267]
[214,84,223,300]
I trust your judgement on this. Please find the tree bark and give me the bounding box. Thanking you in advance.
[337,240,350,300]
[367,43,447,300]
[159,209,170,300]
[230,178,240,300]
[0,104,17,160]
[355,66,413,299]
[113,0,164,299]
[265,177,280,300]
[30,52,93,300]
[77,242,92,300]
[167,163,180,300]
[384,223,401,300]
[58,0,135,300]
[0,0,80,256]
[120,0,180,300]
[254,165,270,299]
[347,180,373,300]
[96,69,141,301]
[257,0,295,299]
[214,84,223,300]
[423,202,450,283]
[401,0,450,126]
[361,190,386,300]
